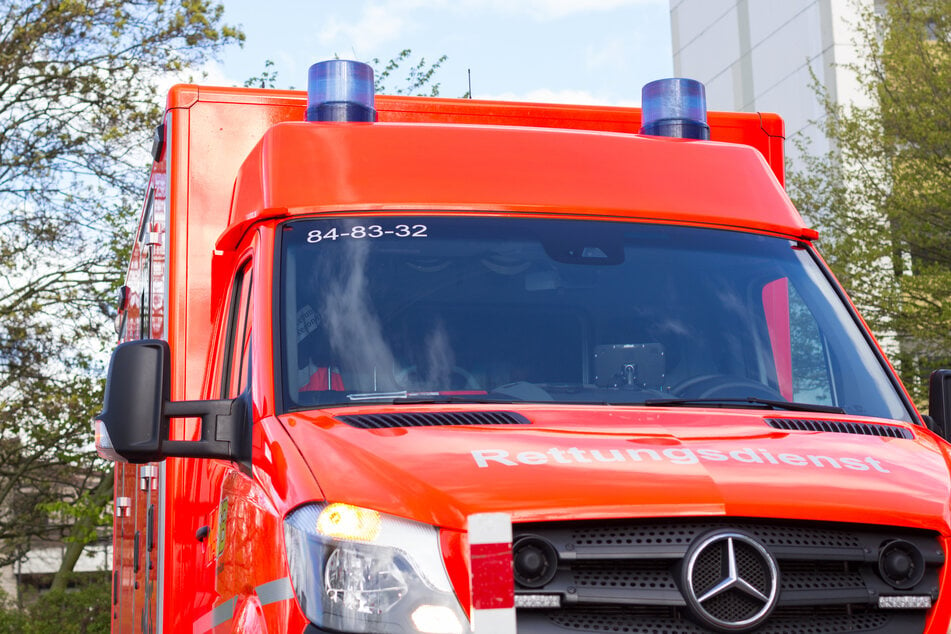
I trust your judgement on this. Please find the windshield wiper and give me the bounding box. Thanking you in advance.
[642,397,845,414]
[346,391,410,402]
[345,391,514,404]
[395,394,517,404]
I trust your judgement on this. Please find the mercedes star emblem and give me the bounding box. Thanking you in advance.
[681,529,780,632]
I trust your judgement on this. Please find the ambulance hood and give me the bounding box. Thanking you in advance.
[280,406,951,532]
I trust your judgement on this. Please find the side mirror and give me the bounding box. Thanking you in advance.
[96,339,250,463]
[927,369,951,440]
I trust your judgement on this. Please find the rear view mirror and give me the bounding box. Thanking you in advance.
[96,340,169,463]
[95,339,249,464]
[928,370,951,439]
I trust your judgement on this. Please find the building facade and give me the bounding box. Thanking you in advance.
[669,0,879,166]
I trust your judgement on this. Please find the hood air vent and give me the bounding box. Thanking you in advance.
[766,418,912,439]
[337,411,531,429]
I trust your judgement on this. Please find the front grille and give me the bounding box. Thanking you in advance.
[513,519,942,634]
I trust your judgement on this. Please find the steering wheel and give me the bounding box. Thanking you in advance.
[395,365,480,391]
[671,374,785,400]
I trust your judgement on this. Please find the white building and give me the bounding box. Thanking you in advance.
[1,542,111,602]
[669,0,880,167]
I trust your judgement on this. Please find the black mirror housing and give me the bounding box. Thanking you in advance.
[928,369,951,440]
[97,339,250,464]
[98,339,170,463]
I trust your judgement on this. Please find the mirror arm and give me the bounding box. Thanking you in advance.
[161,395,250,461]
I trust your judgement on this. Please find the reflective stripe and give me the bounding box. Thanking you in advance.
[469,513,516,634]
[256,577,294,606]
[212,597,237,628]
[192,578,294,632]
[192,611,213,634]
[472,607,517,634]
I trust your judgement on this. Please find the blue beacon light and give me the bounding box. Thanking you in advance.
[639,78,710,140]
[306,60,377,123]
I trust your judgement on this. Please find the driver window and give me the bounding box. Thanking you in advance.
[223,263,252,399]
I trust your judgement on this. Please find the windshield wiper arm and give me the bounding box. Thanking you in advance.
[394,394,516,404]
[643,397,845,414]
[345,391,515,404]
[346,391,409,402]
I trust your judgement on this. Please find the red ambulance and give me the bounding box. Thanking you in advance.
[96,59,951,633]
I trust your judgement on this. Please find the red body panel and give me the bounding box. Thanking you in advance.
[225,122,803,245]
[278,406,951,531]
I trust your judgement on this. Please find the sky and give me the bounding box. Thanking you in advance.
[200,0,673,107]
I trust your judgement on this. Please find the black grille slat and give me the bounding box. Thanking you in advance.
[571,561,679,591]
[553,522,868,559]
[518,607,906,634]
[766,418,913,439]
[336,410,530,429]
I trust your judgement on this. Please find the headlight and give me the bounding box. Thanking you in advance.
[284,503,468,634]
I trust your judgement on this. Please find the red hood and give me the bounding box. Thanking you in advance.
[278,405,951,533]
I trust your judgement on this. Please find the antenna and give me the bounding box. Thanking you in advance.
[468,69,472,99]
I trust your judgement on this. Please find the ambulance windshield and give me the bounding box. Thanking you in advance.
[279,216,912,422]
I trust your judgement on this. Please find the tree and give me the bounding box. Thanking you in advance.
[787,0,951,403]
[245,49,460,96]
[371,49,451,97]
[0,0,242,604]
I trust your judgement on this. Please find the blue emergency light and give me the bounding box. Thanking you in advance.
[306,60,377,122]
[639,78,710,140]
